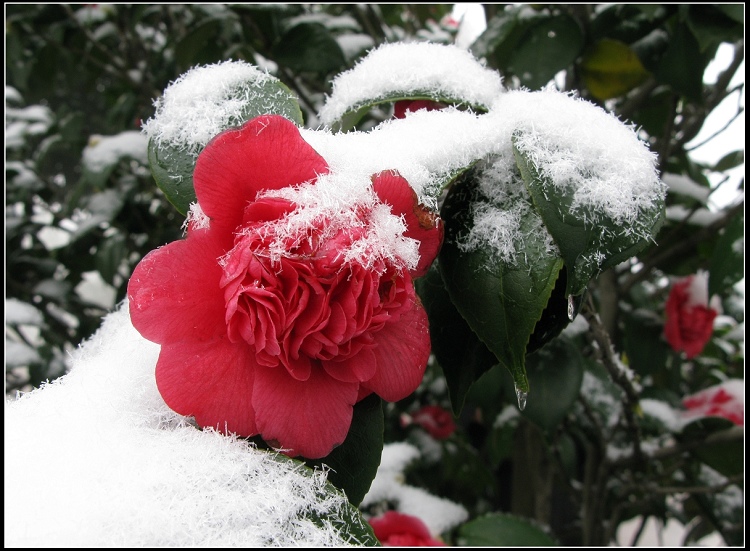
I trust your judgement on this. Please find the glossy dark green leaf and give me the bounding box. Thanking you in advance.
[273,22,346,75]
[148,140,198,216]
[513,132,665,296]
[470,6,529,61]
[439,172,564,396]
[305,394,384,507]
[708,212,744,297]
[581,39,651,100]
[521,337,584,433]
[507,15,584,90]
[417,265,498,416]
[457,513,558,546]
[679,417,744,477]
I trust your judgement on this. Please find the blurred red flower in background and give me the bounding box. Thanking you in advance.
[664,271,721,359]
[403,405,457,439]
[369,511,446,547]
[682,380,744,426]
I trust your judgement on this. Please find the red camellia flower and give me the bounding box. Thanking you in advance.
[393,100,446,119]
[664,271,721,359]
[128,115,442,459]
[406,405,456,439]
[369,511,446,547]
[682,380,744,426]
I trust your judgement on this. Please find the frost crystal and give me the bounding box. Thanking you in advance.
[142,60,277,155]
[259,172,420,272]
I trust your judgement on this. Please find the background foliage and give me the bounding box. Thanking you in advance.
[5,4,744,546]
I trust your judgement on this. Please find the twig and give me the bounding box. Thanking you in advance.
[581,295,644,463]
[610,425,744,468]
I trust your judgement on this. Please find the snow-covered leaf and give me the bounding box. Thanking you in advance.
[319,42,504,129]
[513,130,664,296]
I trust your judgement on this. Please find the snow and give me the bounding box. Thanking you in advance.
[82,131,149,173]
[5,340,42,368]
[361,443,469,536]
[318,42,505,126]
[6,298,44,326]
[665,204,725,225]
[5,302,366,547]
[662,172,711,203]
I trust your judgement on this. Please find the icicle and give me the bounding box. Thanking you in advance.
[515,386,528,411]
[567,294,579,321]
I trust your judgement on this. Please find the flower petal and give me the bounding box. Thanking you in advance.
[372,171,443,278]
[361,295,431,402]
[128,227,231,345]
[253,365,358,459]
[156,338,258,437]
[194,115,328,232]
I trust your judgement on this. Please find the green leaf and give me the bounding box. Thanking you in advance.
[175,19,222,70]
[507,14,584,90]
[95,233,126,285]
[417,265,498,416]
[305,394,384,507]
[708,212,744,297]
[458,513,558,546]
[679,418,744,477]
[713,150,744,172]
[581,39,651,100]
[471,6,535,62]
[273,22,347,75]
[521,337,585,433]
[513,132,665,296]
[148,140,198,216]
[329,92,491,133]
[438,171,564,396]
